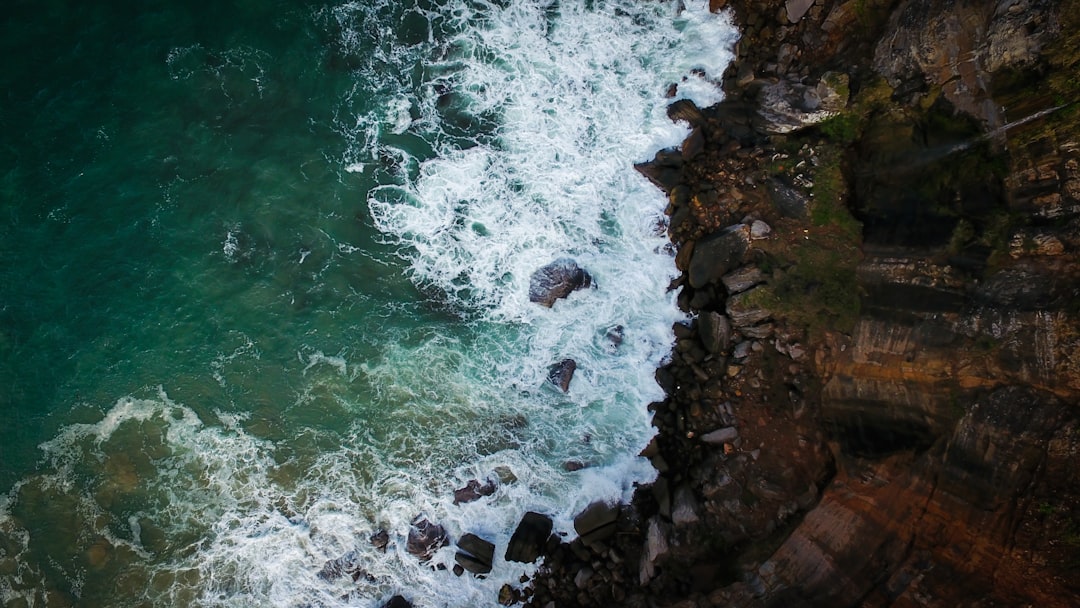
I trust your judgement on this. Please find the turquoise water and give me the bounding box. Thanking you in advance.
[0,1,736,606]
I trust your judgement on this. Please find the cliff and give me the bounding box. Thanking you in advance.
[521,0,1080,606]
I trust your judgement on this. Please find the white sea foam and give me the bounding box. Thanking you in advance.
[0,2,737,606]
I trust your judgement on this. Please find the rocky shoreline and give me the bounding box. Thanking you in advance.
[509,0,1080,606]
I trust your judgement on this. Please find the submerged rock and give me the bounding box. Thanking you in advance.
[370,529,389,552]
[453,479,496,505]
[529,258,592,307]
[317,550,368,582]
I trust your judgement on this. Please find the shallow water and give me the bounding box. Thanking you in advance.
[0,1,736,605]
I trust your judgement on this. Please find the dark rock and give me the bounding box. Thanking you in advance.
[453,479,496,505]
[698,311,732,354]
[381,596,411,608]
[505,512,553,563]
[406,517,447,561]
[455,533,496,575]
[606,325,624,348]
[370,529,389,552]
[529,258,592,307]
[634,149,684,192]
[573,501,619,546]
[767,178,810,219]
[682,127,706,160]
[688,225,751,289]
[548,359,577,392]
[564,460,586,471]
[667,99,708,128]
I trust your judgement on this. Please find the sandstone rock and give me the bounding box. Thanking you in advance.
[505,512,552,563]
[574,501,619,546]
[688,225,751,289]
[406,517,447,562]
[529,259,592,307]
[453,479,496,505]
[455,533,496,575]
[547,359,577,392]
[701,427,739,445]
[721,266,765,294]
[698,311,732,354]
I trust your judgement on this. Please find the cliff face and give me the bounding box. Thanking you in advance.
[523,0,1079,606]
[718,0,1080,605]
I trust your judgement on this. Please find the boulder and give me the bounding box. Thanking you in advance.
[529,258,592,307]
[702,427,739,445]
[721,266,766,295]
[573,501,619,546]
[406,517,447,561]
[505,512,553,563]
[726,286,774,327]
[455,533,496,575]
[672,484,701,525]
[547,359,577,392]
[453,479,496,505]
[698,311,732,354]
[688,225,751,289]
[750,220,772,239]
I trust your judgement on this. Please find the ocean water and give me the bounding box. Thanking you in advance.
[0,1,736,606]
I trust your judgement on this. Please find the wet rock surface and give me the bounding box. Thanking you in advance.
[528,258,593,307]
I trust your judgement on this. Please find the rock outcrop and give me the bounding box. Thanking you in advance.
[528,258,592,307]
[522,0,1080,606]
